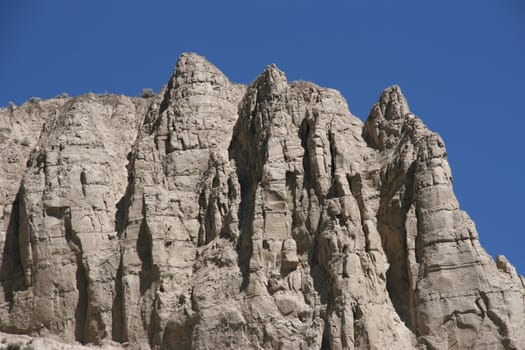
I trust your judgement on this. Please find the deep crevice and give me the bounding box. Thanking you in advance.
[299,114,324,203]
[0,191,26,306]
[320,319,330,350]
[137,218,156,295]
[64,208,88,344]
[378,161,417,332]
[327,129,336,181]
[234,176,255,291]
[228,99,259,292]
[115,151,135,238]
[112,253,127,343]
[74,258,88,343]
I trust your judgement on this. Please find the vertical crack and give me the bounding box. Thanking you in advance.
[377,160,417,332]
[137,214,155,295]
[112,253,127,343]
[1,191,26,306]
[64,207,88,344]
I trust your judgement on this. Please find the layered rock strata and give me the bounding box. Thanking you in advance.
[0,53,523,350]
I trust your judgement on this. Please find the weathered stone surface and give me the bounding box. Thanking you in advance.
[0,94,149,346]
[363,86,525,350]
[1,97,69,312]
[0,53,523,349]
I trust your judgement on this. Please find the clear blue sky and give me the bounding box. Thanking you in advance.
[1,1,524,274]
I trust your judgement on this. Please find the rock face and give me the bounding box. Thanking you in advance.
[0,53,524,350]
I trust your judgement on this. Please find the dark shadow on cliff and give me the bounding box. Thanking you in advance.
[62,206,88,343]
[112,254,126,343]
[112,151,133,342]
[377,161,417,331]
[0,191,27,305]
[228,149,255,291]
[115,151,135,238]
[138,217,157,295]
[227,101,258,292]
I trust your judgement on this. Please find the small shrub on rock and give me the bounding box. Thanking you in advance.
[141,88,155,98]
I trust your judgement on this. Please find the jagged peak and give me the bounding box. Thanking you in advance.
[175,52,218,72]
[378,84,410,120]
[171,52,230,89]
[363,85,421,150]
[2,53,524,350]
[250,63,288,94]
[157,52,234,115]
[178,51,207,62]
[262,63,285,77]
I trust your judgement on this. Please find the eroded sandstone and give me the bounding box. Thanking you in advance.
[0,53,523,349]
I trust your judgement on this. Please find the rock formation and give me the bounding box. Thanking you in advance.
[0,53,523,349]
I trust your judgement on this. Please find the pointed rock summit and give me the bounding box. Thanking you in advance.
[0,53,523,349]
[378,85,410,119]
[172,52,231,88]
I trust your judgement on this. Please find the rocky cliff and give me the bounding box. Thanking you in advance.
[0,53,524,350]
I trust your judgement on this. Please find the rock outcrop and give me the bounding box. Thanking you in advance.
[0,53,523,349]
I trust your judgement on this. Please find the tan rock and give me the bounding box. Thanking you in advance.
[0,55,522,350]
